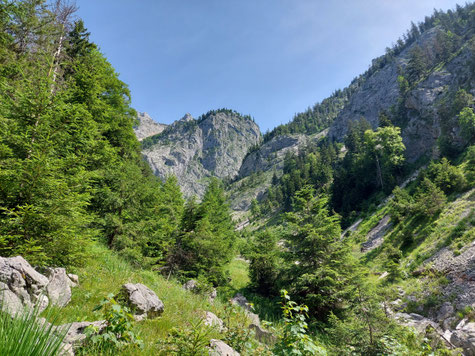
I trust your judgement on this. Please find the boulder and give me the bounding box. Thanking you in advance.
[183,279,217,303]
[60,320,107,345]
[208,339,240,356]
[183,279,198,291]
[0,256,50,314]
[44,268,72,307]
[437,302,454,324]
[203,311,225,332]
[121,283,164,321]
[209,288,217,303]
[249,323,277,344]
[230,293,260,326]
[231,293,252,312]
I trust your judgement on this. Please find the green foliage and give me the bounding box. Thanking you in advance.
[249,230,280,296]
[0,307,68,356]
[80,294,143,354]
[168,178,236,285]
[332,122,405,221]
[0,1,183,267]
[406,45,428,83]
[425,158,466,195]
[414,178,447,217]
[273,290,326,356]
[280,187,353,319]
[222,303,257,354]
[458,107,475,144]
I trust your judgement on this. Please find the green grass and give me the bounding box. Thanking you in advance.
[226,258,251,292]
[45,243,250,355]
[0,307,68,356]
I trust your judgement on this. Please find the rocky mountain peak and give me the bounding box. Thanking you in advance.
[134,112,167,141]
[142,109,261,198]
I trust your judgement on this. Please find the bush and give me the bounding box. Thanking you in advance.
[426,158,466,194]
[157,318,213,355]
[273,290,326,355]
[80,294,143,354]
[414,178,447,217]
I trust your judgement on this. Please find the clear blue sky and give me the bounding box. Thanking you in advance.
[75,0,463,132]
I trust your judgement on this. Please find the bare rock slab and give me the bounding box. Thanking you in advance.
[121,283,164,321]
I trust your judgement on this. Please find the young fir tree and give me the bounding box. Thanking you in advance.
[281,186,354,319]
[169,178,235,285]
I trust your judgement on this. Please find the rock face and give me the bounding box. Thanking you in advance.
[120,283,164,321]
[133,112,167,141]
[229,130,328,212]
[142,110,261,198]
[328,27,473,162]
[0,256,77,314]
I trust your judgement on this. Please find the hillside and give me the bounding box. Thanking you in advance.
[1,1,475,356]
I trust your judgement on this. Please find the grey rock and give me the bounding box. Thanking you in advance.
[60,320,107,345]
[249,323,277,344]
[183,279,217,302]
[183,279,198,291]
[437,302,454,323]
[328,27,472,163]
[67,274,79,286]
[230,293,260,326]
[361,215,392,252]
[208,339,240,356]
[133,112,167,141]
[203,311,225,331]
[0,256,49,314]
[121,283,164,321]
[44,268,72,307]
[231,293,252,312]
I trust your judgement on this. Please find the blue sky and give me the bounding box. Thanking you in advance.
[76,0,464,132]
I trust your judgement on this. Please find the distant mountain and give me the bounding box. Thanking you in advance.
[137,109,261,198]
[133,112,167,141]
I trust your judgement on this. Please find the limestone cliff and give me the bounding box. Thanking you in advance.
[134,112,167,141]
[140,110,261,198]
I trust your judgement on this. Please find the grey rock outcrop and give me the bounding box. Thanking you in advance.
[208,339,240,356]
[229,130,327,212]
[361,215,392,252]
[328,27,473,162]
[120,283,164,321]
[0,256,50,314]
[142,111,261,198]
[133,112,167,141]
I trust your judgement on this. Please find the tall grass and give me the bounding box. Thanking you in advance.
[0,306,69,356]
